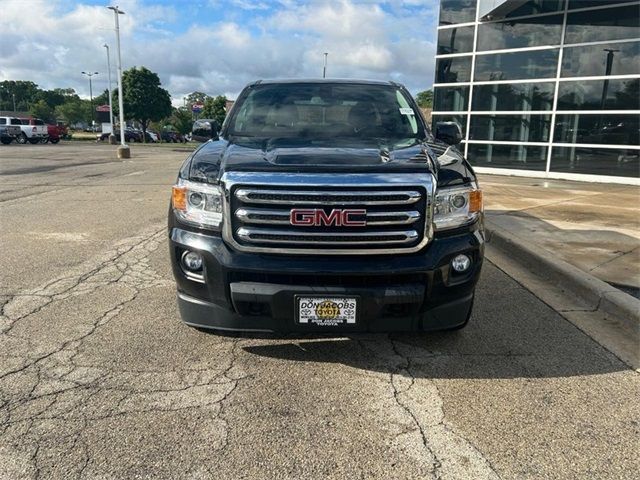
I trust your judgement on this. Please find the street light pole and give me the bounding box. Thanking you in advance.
[81,71,99,128]
[323,52,328,78]
[103,44,116,144]
[108,5,129,157]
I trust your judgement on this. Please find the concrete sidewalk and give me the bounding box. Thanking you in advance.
[480,174,640,298]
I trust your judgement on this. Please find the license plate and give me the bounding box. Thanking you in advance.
[296,296,358,326]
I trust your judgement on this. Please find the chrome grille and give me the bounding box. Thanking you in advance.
[222,172,435,255]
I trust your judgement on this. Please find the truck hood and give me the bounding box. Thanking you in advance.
[187,137,473,187]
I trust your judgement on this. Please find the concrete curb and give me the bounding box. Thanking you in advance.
[485,219,640,333]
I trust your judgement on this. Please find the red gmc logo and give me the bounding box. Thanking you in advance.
[290,209,366,227]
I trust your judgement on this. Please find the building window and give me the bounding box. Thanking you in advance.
[554,114,640,145]
[568,0,635,9]
[437,26,475,54]
[551,146,640,177]
[432,114,468,135]
[467,144,548,170]
[557,79,640,110]
[436,56,472,83]
[434,86,470,111]
[564,4,640,44]
[474,49,559,81]
[439,0,476,25]
[472,82,555,111]
[469,114,552,142]
[499,0,565,18]
[477,15,563,51]
[561,41,640,77]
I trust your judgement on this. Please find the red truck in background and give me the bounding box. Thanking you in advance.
[45,123,69,144]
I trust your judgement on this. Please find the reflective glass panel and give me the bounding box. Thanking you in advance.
[432,114,468,135]
[436,56,472,83]
[565,4,640,44]
[434,86,470,111]
[467,143,548,170]
[439,0,476,25]
[474,49,559,81]
[477,15,563,51]
[561,41,640,77]
[501,0,565,17]
[568,1,636,10]
[437,26,475,54]
[472,82,555,111]
[554,114,640,145]
[470,114,552,142]
[557,78,640,110]
[551,146,640,177]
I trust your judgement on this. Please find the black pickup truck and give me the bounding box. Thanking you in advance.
[168,79,483,333]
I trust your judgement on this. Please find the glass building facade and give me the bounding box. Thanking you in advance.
[433,0,640,183]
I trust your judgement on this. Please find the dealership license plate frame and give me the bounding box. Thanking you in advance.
[295,295,359,326]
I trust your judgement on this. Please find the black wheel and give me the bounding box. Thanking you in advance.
[50,138,60,144]
[41,137,49,144]
[17,133,28,144]
[1,138,12,145]
[28,138,40,144]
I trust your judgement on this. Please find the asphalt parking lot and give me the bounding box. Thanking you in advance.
[1,143,638,479]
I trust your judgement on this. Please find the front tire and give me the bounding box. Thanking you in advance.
[1,138,12,145]
[28,138,40,144]
[17,133,28,144]
[50,138,60,144]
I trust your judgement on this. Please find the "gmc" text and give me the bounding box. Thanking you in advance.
[289,209,367,227]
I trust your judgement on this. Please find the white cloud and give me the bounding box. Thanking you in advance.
[0,0,438,103]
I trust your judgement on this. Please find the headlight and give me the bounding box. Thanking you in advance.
[172,178,223,230]
[434,184,482,231]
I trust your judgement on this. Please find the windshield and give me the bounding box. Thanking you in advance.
[227,83,424,144]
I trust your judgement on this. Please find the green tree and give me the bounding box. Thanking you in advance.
[55,100,92,125]
[29,100,55,123]
[0,80,41,111]
[201,95,227,126]
[93,89,110,107]
[171,107,194,135]
[415,89,433,109]
[121,66,172,141]
[185,91,210,107]
[36,88,79,109]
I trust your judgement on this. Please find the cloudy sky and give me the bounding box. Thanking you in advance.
[0,0,440,104]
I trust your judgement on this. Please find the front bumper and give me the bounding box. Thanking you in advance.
[169,225,484,333]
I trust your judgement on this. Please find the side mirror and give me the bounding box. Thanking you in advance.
[435,121,463,145]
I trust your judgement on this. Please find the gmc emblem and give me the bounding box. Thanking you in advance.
[290,208,366,227]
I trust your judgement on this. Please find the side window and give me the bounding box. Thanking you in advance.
[0,118,6,125]
[11,118,22,125]
[35,119,44,125]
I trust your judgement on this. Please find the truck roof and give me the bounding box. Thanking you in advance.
[251,78,399,87]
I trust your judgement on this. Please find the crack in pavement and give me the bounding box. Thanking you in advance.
[387,335,502,480]
[0,225,249,479]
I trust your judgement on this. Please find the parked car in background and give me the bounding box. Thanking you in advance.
[161,130,186,143]
[191,119,219,142]
[56,123,71,140]
[145,130,159,143]
[0,116,23,144]
[98,128,142,143]
[17,117,48,144]
[45,124,63,144]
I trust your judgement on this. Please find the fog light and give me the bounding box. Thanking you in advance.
[181,251,203,272]
[451,254,471,273]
